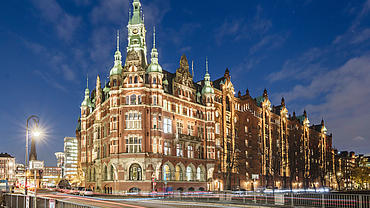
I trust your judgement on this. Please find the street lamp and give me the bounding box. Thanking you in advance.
[25,115,40,196]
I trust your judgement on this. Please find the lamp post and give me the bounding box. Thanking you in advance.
[25,115,39,196]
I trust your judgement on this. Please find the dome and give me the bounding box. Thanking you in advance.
[110,64,123,76]
[202,85,214,94]
[147,63,162,73]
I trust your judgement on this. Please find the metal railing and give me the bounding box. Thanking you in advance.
[3,194,96,208]
[163,192,370,208]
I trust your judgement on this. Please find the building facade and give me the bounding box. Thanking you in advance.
[64,137,78,183]
[0,153,16,186]
[41,167,62,188]
[76,0,334,193]
[55,152,65,178]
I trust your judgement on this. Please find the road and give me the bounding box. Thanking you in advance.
[38,192,268,208]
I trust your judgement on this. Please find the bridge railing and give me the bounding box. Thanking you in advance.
[2,194,96,208]
[163,192,370,208]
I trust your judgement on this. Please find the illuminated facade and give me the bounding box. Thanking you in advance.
[0,153,16,186]
[76,0,334,193]
[64,137,78,182]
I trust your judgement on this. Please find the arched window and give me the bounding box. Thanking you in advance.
[153,77,157,84]
[175,165,183,181]
[134,76,138,83]
[129,164,142,181]
[197,166,205,181]
[104,165,108,181]
[163,164,171,181]
[113,79,117,86]
[186,166,193,181]
[129,76,133,84]
[110,165,114,181]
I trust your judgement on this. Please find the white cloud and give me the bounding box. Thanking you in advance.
[31,0,81,42]
[276,55,370,154]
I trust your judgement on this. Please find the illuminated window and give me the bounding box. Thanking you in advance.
[125,136,142,153]
[129,164,142,181]
[125,111,142,129]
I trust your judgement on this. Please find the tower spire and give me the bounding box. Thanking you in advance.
[192,60,194,77]
[116,30,120,51]
[153,26,156,48]
[206,56,209,74]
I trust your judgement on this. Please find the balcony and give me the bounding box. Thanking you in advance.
[178,134,202,142]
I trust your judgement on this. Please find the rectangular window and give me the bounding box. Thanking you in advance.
[164,118,172,133]
[164,141,171,156]
[125,136,142,153]
[152,138,157,153]
[187,145,194,158]
[125,112,142,130]
[177,121,183,135]
[215,123,220,134]
[153,95,157,105]
[176,143,183,157]
[153,115,157,129]
[163,100,167,110]
[207,147,215,159]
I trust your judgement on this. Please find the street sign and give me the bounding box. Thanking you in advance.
[252,174,259,180]
[30,160,44,170]
[26,196,29,208]
[49,199,55,208]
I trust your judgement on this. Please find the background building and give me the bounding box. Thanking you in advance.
[64,137,78,183]
[76,0,334,193]
[41,167,62,187]
[0,153,16,186]
[55,152,65,178]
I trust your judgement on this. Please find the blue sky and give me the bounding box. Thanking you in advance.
[1,0,369,165]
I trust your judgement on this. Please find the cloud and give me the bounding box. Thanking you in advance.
[249,33,288,55]
[33,70,68,92]
[276,55,370,154]
[30,0,81,42]
[267,48,327,82]
[351,28,370,44]
[90,0,129,25]
[23,39,79,85]
[215,5,272,44]
[353,136,365,141]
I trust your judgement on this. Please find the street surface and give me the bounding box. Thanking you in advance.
[39,192,270,208]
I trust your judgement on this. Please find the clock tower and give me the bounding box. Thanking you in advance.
[127,0,147,65]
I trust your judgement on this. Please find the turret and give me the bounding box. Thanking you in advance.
[281,97,285,107]
[110,31,123,88]
[202,57,214,105]
[95,75,102,105]
[147,27,163,88]
[263,88,268,99]
[81,77,93,116]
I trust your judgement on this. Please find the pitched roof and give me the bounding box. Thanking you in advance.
[0,153,14,158]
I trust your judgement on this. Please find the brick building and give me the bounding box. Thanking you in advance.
[76,0,334,193]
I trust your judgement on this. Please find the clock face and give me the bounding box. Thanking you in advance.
[133,29,138,34]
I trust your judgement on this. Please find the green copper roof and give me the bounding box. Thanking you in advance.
[147,27,162,73]
[110,33,123,76]
[202,57,214,95]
